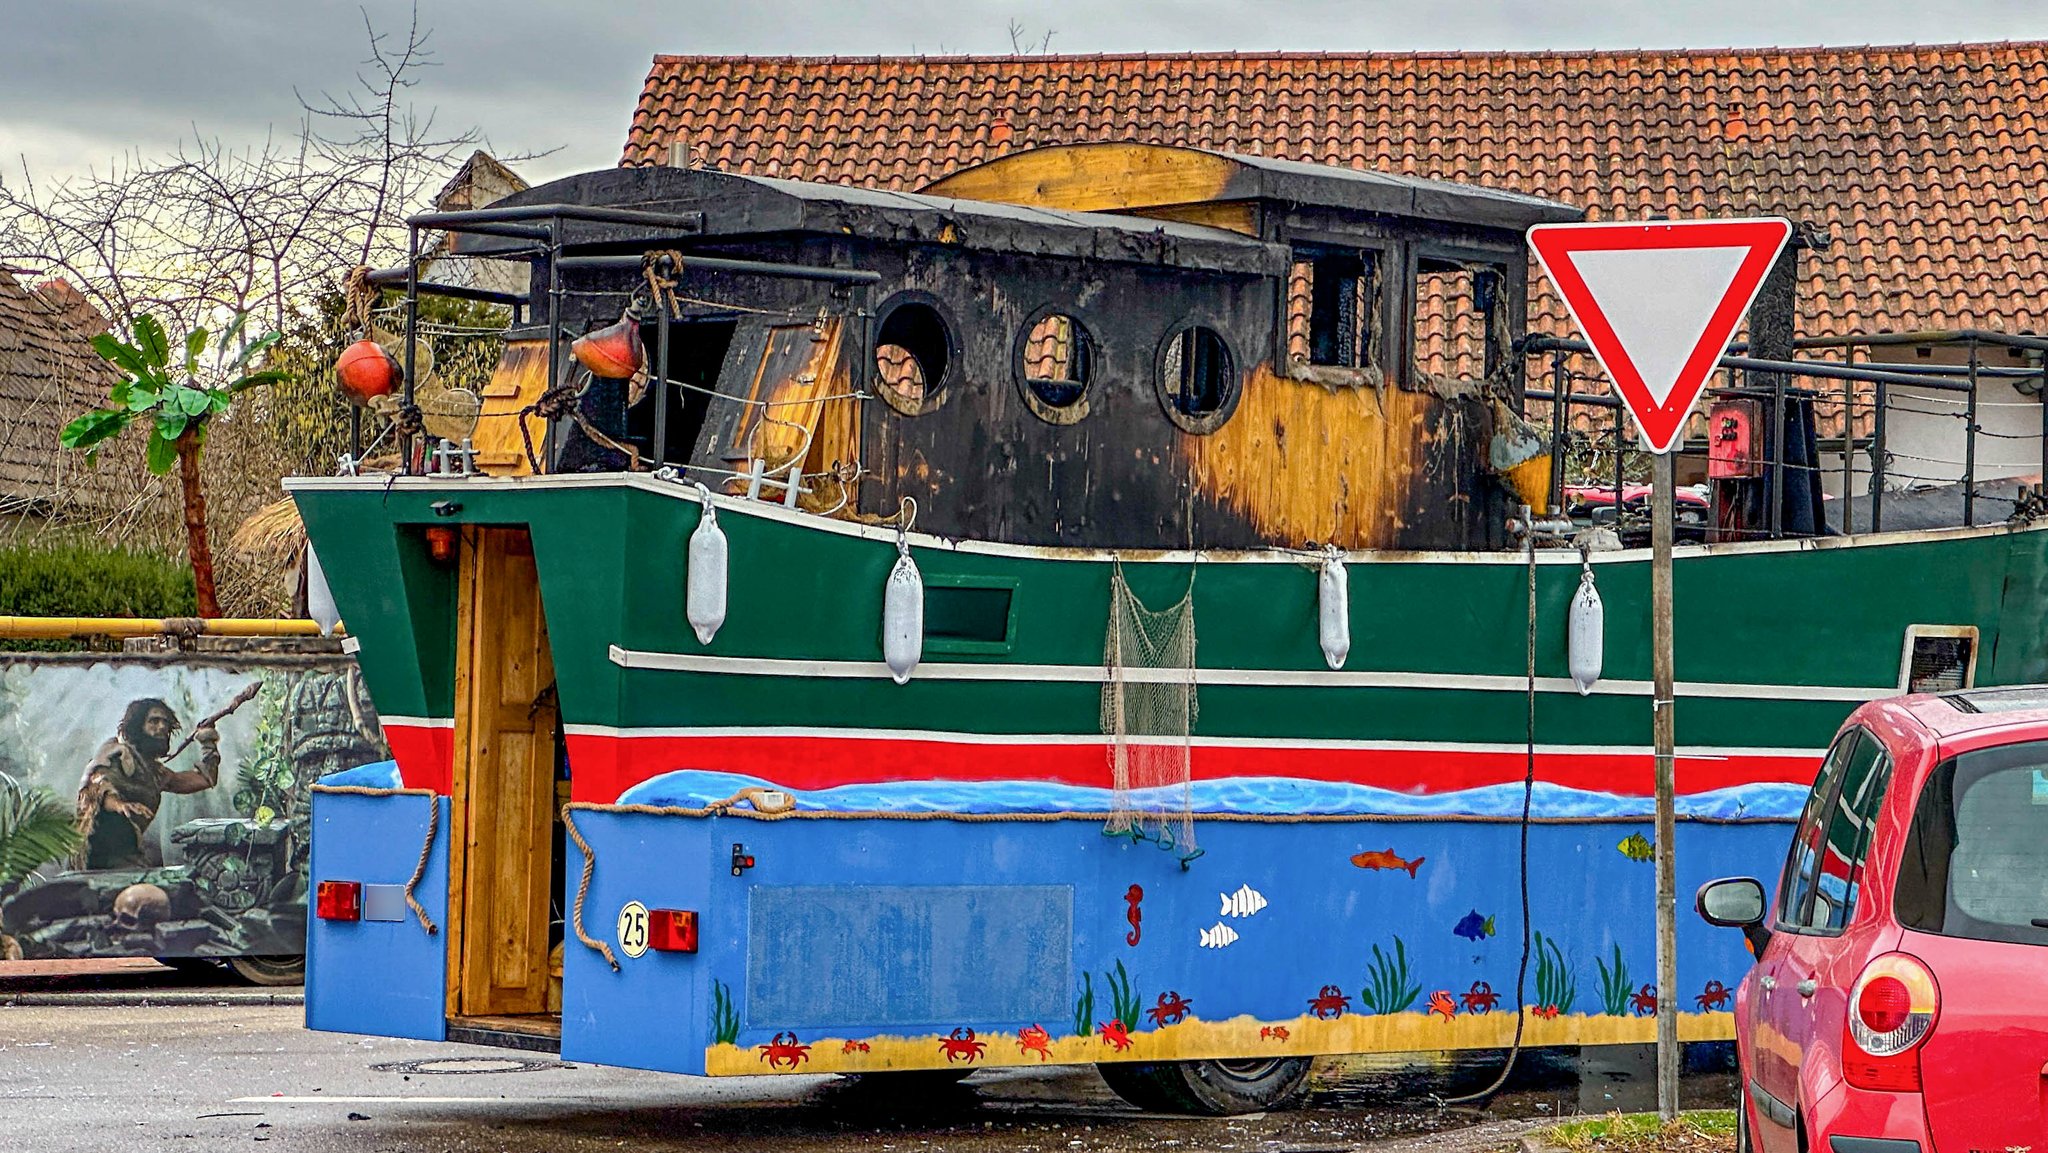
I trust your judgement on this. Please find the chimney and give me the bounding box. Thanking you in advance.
[668,137,691,168]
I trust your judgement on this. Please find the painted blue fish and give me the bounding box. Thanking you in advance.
[1452,909,1496,942]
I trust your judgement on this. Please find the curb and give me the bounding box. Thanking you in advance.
[2,990,303,1007]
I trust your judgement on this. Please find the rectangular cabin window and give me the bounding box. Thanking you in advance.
[921,578,1018,654]
[1288,248,1377,369]
[1413,258,1504,384]
[1901,625,1978,693]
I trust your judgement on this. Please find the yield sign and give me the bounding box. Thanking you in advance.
[1528,218,1792,454]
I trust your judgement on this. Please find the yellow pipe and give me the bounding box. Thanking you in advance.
[0,616,340,640]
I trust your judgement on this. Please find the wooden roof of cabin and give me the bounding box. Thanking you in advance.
[624,45,2048,344]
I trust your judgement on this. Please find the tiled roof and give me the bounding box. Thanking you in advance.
[0,270,133,515]
[625,45,2048,344]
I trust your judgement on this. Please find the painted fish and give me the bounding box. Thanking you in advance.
[1219,884,1268,918]
[1198,922,1240,949]
[1125,884,1143,946]
[1452,909,1496,942]
[1350,848,1425,877]
[1617,833,1655,862]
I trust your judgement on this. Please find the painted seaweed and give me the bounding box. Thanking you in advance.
[1073,971,1096,1037]
[1533,931,1578,1014]
[1358,937,1420,1015]
[710,979,740,1046]
[1104,959,1141,1032]
[1595,943,1631,1017]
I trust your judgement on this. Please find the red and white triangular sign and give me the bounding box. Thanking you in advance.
[1528,218,1792,454]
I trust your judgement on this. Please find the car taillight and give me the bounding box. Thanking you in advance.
[316,880,362,922]
[1843,952,1938,1091]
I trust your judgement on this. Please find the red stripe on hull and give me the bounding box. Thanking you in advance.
[564,731,1817,805]
[384,723,453,794]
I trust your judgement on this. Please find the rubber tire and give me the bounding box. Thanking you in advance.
[226,954,305,986]
[1098,1057,1314,1116]
[1736,1082,1753,1153]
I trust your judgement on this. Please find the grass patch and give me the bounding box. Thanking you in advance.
[1546,1110,1738,1153]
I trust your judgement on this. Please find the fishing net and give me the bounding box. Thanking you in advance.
[1101,561,1198,856]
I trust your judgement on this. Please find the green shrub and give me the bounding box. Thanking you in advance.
[0,539,196,649]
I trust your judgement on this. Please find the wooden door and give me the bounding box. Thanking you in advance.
[451,526,558,1018]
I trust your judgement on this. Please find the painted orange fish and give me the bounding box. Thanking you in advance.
[1427,990,1457,1020]
[1350,848,1425,877]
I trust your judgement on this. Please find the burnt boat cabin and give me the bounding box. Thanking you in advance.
[456,142,1581,551]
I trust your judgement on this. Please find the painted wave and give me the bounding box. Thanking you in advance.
[319,759,404,789]
[618,769,1805,821]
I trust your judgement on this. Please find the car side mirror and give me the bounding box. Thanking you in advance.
[1695,876,1772,957]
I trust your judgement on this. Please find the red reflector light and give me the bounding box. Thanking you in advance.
[316,880,362,922]
[647,908,698,953]
[1843,1053,1922,1092]
[1857,975,1912,1034]
[423,525,458,564]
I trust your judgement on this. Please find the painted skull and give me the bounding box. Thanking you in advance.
[110,883,171,931]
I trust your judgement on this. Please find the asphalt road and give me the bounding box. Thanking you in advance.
[0,965,1736,1153]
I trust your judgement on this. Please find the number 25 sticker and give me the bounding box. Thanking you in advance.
[617,901,649,959]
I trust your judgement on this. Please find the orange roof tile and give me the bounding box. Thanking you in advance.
[624,45,2048,345]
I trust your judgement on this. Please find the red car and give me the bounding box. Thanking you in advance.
[1697,686,2048,1152]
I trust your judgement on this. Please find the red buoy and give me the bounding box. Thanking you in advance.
[572,314,644,379]
[335,338,399,405]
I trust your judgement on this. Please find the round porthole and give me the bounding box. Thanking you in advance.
[873,296,955,416]
[1015,310,1094,424]
[1156,323,1240,434]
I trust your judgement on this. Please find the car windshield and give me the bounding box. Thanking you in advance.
[1894,738,2048,946]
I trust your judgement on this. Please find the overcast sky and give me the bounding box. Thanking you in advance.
[4,0,2047,190]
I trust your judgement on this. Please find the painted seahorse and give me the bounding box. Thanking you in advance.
[1125,884,1143,946]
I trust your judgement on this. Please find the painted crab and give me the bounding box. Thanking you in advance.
[841,1039,871,1055]
[1098,1019,1135,1052]
[1460,980,1501,1015]
[1629,984,1658,1017]
[757,1031,812,1070]
[1427,990,1458,1020]
[938,1026,987,1063]
[1532,1004,1562,1020]
[1307,984,1350,1020]
[1017,1024,1052,1061]
[1145,991,1195,1028]
[1259,1025,1291,1042]
[1695,980,1733,1011]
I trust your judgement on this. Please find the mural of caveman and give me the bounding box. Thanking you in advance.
[75,687,256,869]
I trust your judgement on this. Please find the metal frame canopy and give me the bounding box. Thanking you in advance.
[1528,218,1793,454]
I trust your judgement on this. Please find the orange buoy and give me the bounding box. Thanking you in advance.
[571,313,644,379]
[335,338,400,405]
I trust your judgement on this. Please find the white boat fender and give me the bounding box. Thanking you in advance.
[306,542,340,637]
[1318,550,1351,670]
[1568,560,1603,696]
[686,483,728,645]
[883,500,923,684]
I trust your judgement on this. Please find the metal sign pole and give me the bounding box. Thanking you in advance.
[1651,448,1679,1121]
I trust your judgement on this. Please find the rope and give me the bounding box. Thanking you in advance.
[559,798,1779,827]
[403,793,440,935]
[342,266,378,335]
[561,805,620,971]
[516,368,643,475]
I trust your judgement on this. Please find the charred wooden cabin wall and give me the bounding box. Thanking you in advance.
[467,151,1578,553]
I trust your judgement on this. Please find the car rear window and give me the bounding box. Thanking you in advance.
[1895,739,2048,946]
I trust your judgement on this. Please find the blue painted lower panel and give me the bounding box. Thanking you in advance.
[555,809,1788,1074]
[306,792,448,1042]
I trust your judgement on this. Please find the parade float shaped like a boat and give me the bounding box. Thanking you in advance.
[293,143,2048,1113]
